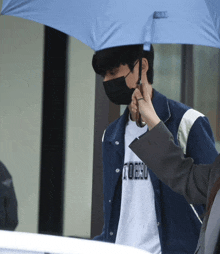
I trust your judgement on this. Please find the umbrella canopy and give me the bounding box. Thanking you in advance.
[1,0,220,51]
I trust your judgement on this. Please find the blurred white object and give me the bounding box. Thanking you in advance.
[0,230,151,254]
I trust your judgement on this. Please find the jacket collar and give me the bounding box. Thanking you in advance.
[106,107,129,145]
[107,89,171,144]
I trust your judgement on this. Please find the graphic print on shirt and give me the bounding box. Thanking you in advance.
[115,116,161,254]
[123,162,148,180]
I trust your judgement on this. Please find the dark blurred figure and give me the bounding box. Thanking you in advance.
[0,161,18,230]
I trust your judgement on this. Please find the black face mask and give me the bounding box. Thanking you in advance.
[103,76,135,105]
[103,61,139,105]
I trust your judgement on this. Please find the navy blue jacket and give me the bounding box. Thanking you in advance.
[94,89,218,254]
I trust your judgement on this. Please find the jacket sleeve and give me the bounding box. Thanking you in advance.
[93,224,106,241]
[183,116,219,215]
[93,130,106,242]
[4,181,18,231]
[129,121,220,205]
[0,162,18,230]
[92,197,107,241]
[185,116,219,164]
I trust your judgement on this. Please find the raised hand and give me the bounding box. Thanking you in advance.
[131,83,161,130]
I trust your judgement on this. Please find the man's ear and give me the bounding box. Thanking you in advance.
[142,58,149,73]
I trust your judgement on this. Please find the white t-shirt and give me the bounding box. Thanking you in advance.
[115,114,161,254]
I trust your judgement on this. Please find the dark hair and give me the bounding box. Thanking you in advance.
[92,44,154,84]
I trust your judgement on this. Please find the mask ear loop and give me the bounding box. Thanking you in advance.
[124,70,131,79]
[124,59,139,79]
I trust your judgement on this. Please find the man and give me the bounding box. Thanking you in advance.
[92,44,218,254]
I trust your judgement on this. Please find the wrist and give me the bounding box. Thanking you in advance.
[142,109,160,130]
[147,116,161,130]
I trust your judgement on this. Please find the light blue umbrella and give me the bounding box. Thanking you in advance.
[1,0,220,51]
